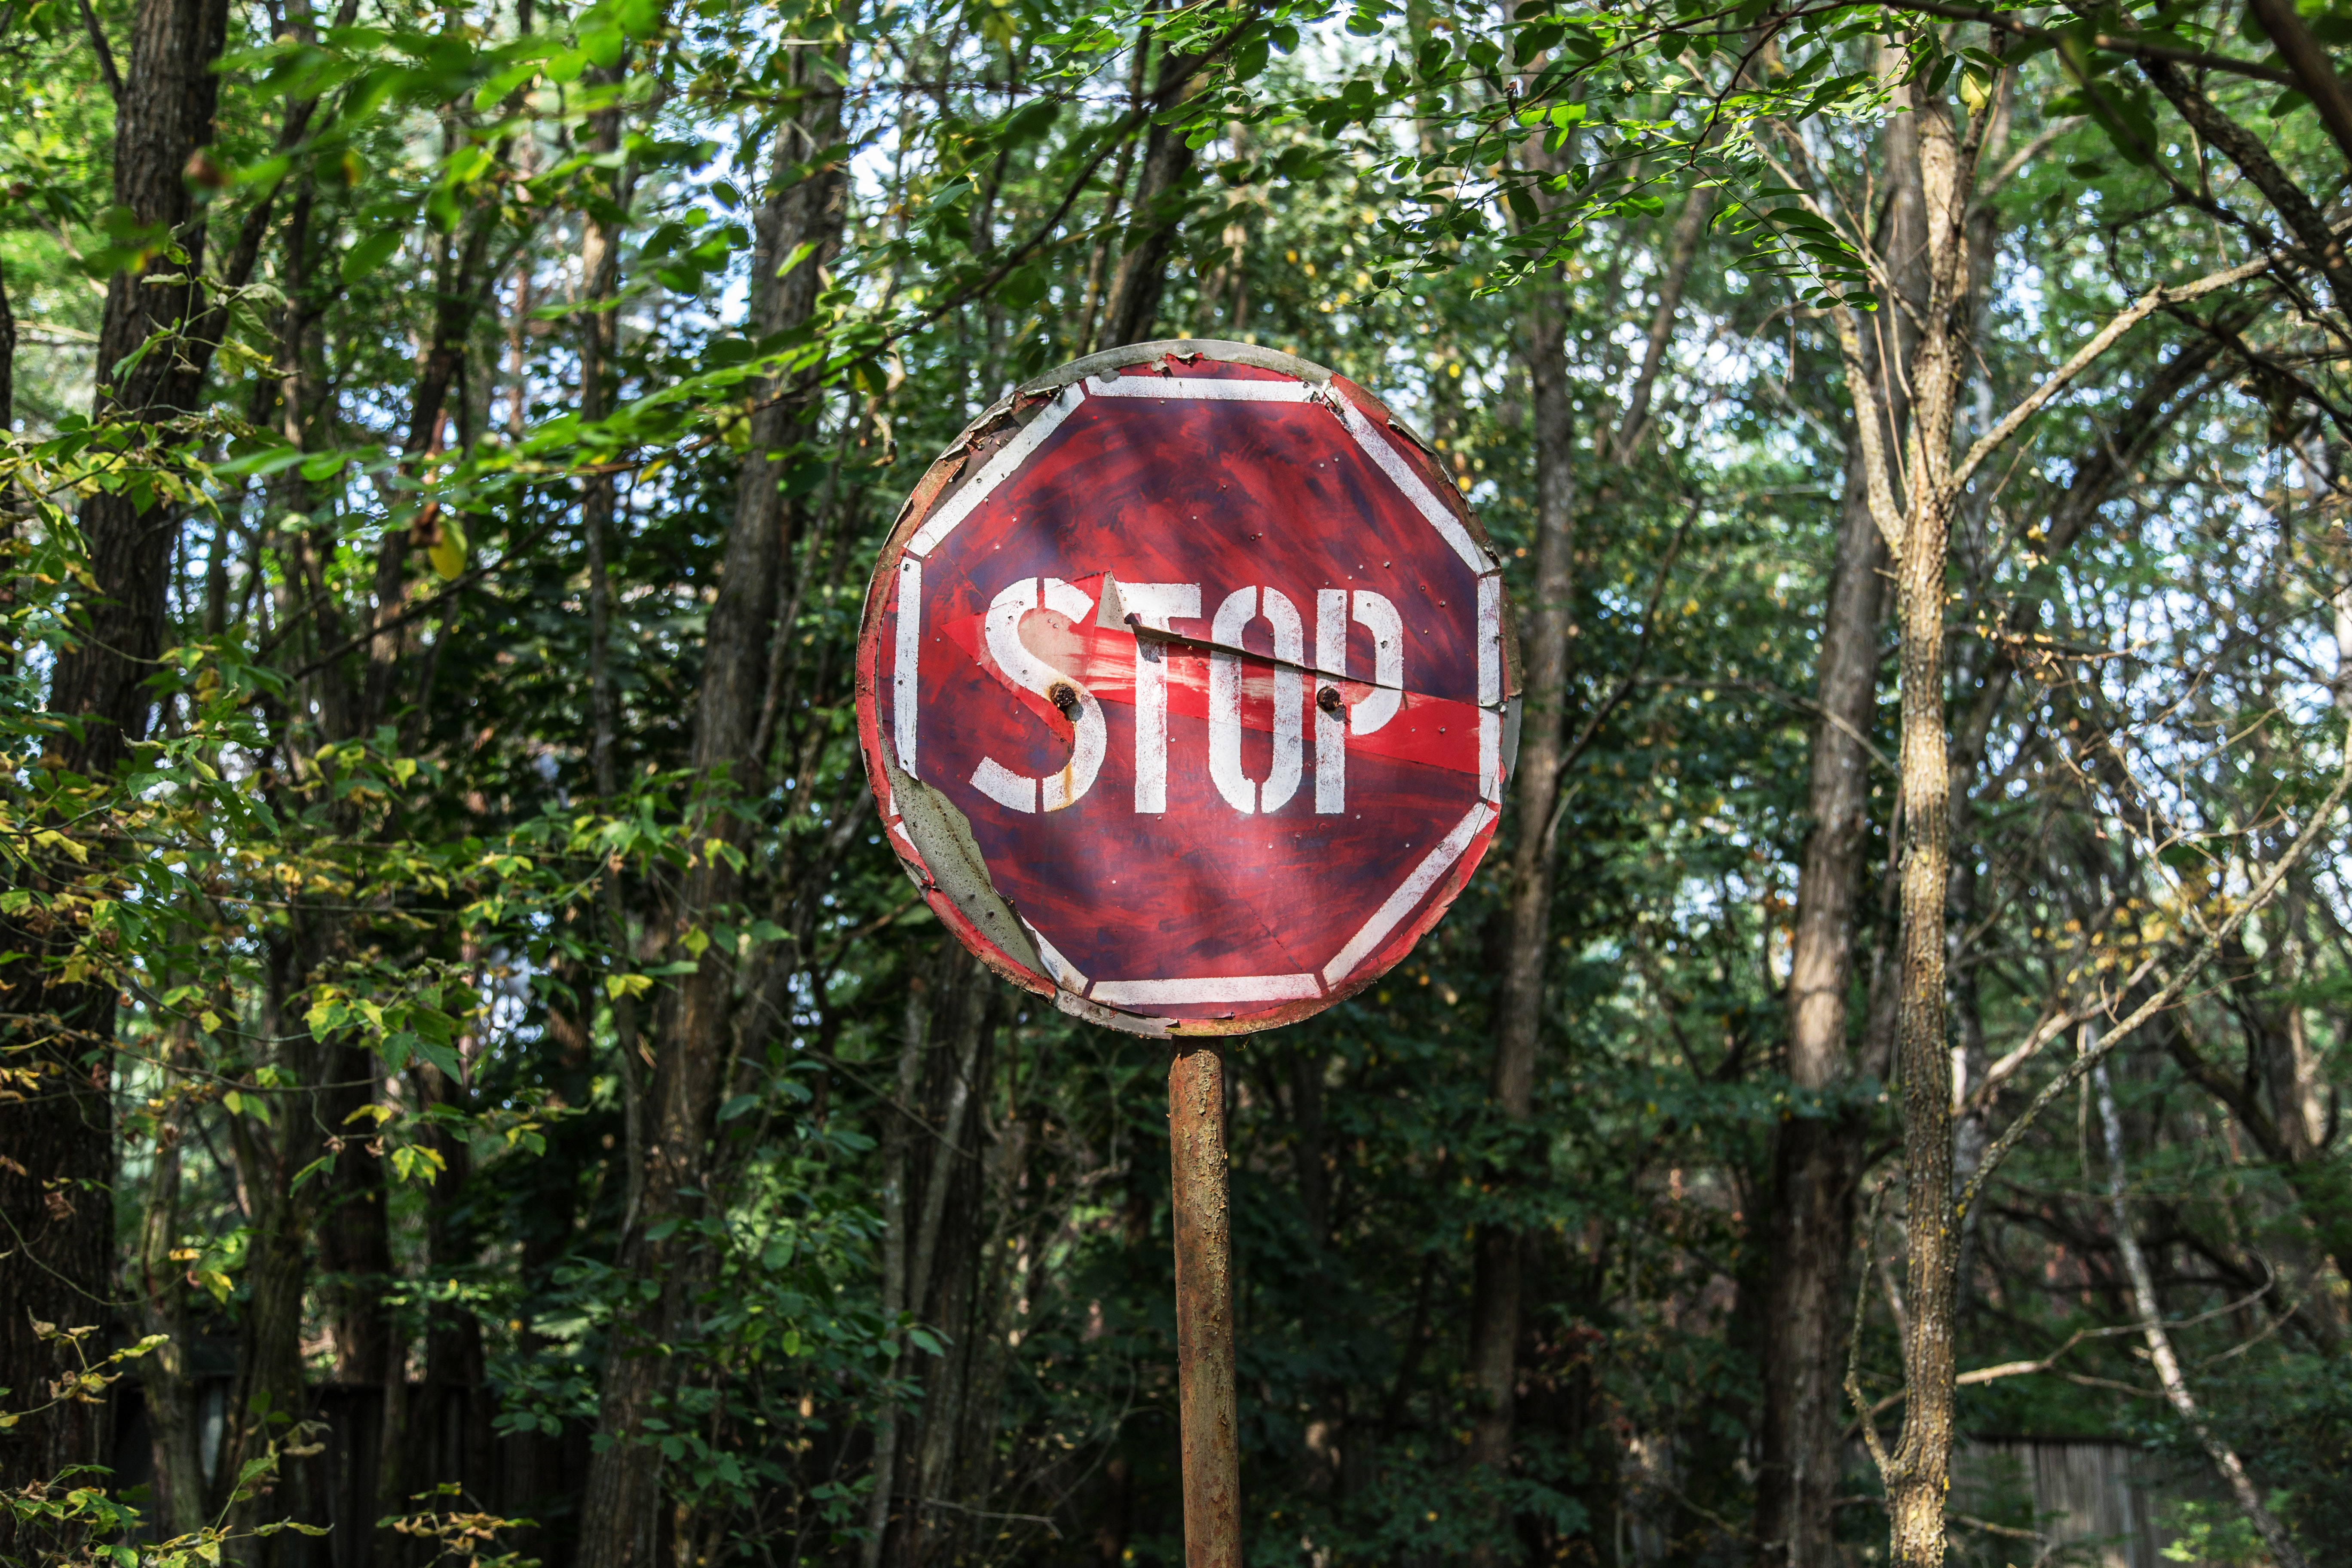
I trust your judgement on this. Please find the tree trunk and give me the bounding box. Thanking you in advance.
[577,65,648,1233]
[212,942,327,1565]
[1097,38,1200,350]
[1754,103,1923,1568]
[1,0,227,1536]
[574,25,853,1566]
[135,1032,208,1541]
[861,968,930,1568]
[888,956,996,1568]
[0,259,14,429]
[46,0,227,781]
[1881,84,1969,1568]
[1467,248,1577,1476]
[1609,187,1711,463]
[418,1060,488,1502]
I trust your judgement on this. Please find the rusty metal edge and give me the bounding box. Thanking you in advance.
[852,340,1519,1038]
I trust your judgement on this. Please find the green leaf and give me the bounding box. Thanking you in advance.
[412,1034,463,1082]
[340,230,404,285]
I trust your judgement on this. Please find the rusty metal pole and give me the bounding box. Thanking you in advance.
[1168,1041,1241,1568]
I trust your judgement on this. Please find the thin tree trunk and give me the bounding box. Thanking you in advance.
[1467,241,1577,1476]
[894,964,994,1568]
[861,975,930,1568]
[415,1057,487,1504]
[1096,34,1200,350]
[1755,102,1925,1568]
[136,1031,208,1540]
[579,62,647,1233]
[2093,1045,2309,1568]
[1609,187,1711,463]
[1880,82,1971,1568]
[212,942,327,1566]
[0,258,14,430]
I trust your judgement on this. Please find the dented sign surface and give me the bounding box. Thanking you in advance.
[853,340,1522,1036]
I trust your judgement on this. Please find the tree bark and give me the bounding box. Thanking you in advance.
[1097,38,1200,350]
[134,1032,207,1541]
[1756,104,1924,1568]
[1880,81,1973,1568]
[46,0,227,781]
[869,945,993,1568]
[1,0,227,1535]
[211,942,329,1566]
[575,24,853,1566]
[1466,241,1577,1476]
[0,259,15,429]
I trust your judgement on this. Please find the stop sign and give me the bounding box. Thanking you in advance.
[854,340,1520,1034]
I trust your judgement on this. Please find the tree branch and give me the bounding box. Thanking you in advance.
[1957,726,2352,1222]
[75,0,119,100]
[1954,247,2287,491]
[1871,0,2296,87]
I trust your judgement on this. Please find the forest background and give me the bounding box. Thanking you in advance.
[3,0,2352,1562]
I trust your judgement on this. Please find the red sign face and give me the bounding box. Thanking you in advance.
[854,341,1520,1035]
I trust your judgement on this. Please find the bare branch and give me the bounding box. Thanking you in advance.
[1832,303,1909,557]
[1954,248,2287,491]
[1957,727,2352,1221]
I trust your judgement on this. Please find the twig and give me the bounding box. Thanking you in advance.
[1958,726,2352,1220]
[75,0,119,99]
[280,518,557,681]
[1845,1182,1893,1474]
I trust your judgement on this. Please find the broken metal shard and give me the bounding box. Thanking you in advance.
[854,339,1522,1035]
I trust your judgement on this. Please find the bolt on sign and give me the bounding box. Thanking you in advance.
[853,340,1522,1033]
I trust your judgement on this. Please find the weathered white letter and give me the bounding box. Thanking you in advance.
[972,577,1106,813]
[1118,582,1203,813]
[1209,585,1305,814]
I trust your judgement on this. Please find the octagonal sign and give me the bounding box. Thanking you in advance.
[854,340,1521,1035]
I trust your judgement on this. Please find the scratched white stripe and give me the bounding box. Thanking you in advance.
[1084,375,1312,402]
[1322,801,1495,987]
[905,381,1087,557]
[1331,398,1488,574]
[1022,920,1091,993]
[1089,973,1321,1006]
[1478,573,1502,802]
[893,555,922,776]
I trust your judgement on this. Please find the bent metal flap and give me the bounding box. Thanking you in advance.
[853,340,1522,1036]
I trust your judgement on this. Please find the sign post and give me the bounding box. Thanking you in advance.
[1169,1042,1238,1568]
[854,340,1518,1559]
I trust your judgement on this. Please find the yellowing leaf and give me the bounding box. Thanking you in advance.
[428,519,468,581]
